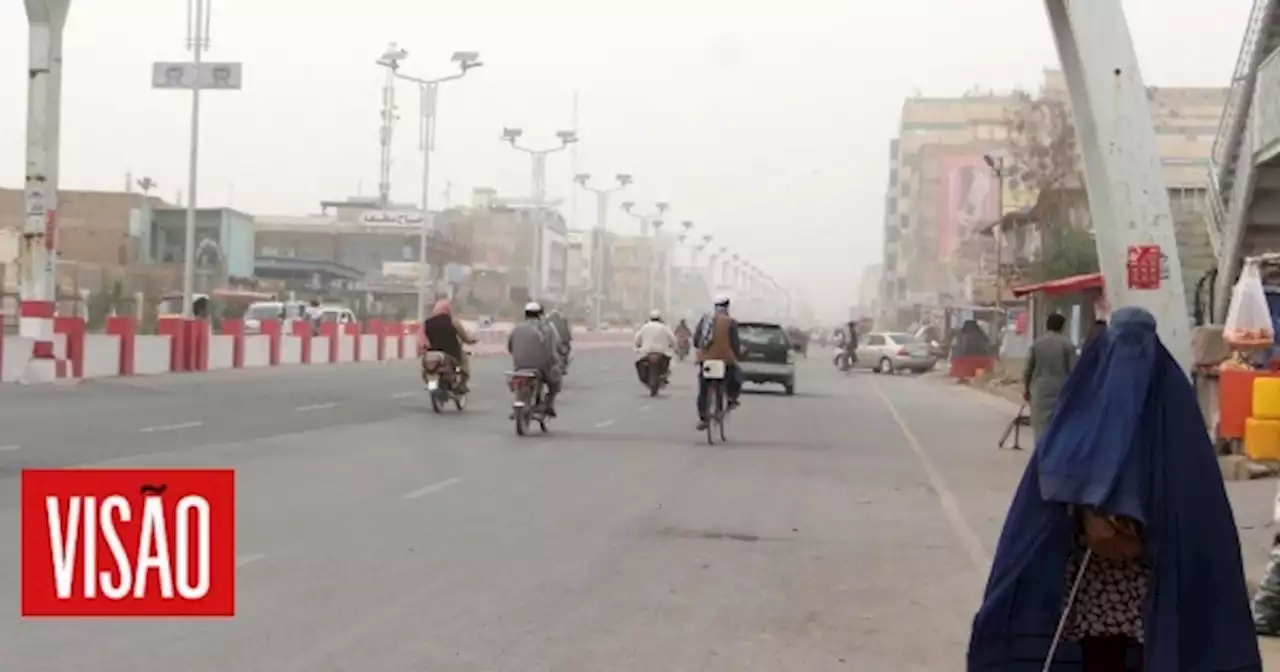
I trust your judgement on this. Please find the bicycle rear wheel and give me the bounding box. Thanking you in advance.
[716,383,727,441]
[705,383,720,445]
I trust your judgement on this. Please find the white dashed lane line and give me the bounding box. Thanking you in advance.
[140,421,204,433]
[402,478,462,500]
[391,392,416,399]
[0,445,20,452]
[236,553,267,568]
[593,419,616,428]
[295,403,339,412]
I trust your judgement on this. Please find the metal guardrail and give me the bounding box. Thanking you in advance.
[1206,0,1275,269]
[1211,0,1274,175]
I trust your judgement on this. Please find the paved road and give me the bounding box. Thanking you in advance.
[0,348,1255,670]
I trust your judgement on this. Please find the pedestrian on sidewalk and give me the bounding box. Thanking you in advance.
[969,307,1260,671]
[1022,313,1077,444]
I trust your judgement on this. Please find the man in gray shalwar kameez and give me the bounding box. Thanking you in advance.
[1022,313,1077,440]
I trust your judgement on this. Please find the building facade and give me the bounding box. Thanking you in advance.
[881,70,1227,320]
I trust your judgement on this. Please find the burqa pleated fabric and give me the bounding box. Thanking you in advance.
[968,307,1260,671]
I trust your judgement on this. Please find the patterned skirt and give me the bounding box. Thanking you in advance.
[1062,548,1150,643]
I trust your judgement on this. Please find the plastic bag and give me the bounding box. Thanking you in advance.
[1224,260,1275,350]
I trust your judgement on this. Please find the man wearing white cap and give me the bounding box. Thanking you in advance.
[508,301,561,416]
[634,309,677,385]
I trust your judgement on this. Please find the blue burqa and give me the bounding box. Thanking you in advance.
[968,307,1260,671]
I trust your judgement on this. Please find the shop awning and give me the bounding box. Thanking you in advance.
[1011,272,1104,298]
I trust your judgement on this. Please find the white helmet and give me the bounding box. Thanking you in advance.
[713,294,731,307]
[649,309,661,320]
[524,301,543,315]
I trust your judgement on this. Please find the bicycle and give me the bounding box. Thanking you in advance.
[700,359,730,444]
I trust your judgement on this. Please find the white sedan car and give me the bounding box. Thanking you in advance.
[854,332,938,374]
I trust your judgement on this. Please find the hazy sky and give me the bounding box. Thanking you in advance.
[0,1,1252,321]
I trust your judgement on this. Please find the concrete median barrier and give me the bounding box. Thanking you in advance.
[0,316,633,385]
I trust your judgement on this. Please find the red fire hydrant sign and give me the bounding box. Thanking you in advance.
[1126,244,1161,290]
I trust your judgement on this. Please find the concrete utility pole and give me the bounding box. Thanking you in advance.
[620,201,670,312]
[19,0,70,381]
[377,47,482,323]
[1043,0,1190,373]
[501,128,577,299]
[575,173,632,329]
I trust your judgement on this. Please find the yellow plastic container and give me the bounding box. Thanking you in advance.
[1254,377,1280,420]
[1245,417,1280,461]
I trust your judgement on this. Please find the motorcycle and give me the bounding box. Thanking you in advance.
[675,338,691,362]
[833,347,854,373]
[636,352,670,397]
[507,369,550,436]
[422,350,467,413]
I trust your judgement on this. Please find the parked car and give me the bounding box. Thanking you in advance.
[737,321,797,395]
[854,331,937,374]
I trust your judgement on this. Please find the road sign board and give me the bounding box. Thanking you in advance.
[151,62,243,90]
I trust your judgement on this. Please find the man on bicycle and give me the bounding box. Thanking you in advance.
[693,295,743,430]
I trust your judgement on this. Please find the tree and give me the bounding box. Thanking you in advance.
[1002,92,1098,281]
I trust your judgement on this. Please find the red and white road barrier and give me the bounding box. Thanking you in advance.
[0,317,633,384]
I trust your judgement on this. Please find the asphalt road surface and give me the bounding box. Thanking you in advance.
[0,349,1175,670]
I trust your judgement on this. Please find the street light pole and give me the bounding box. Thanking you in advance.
[983,154,1005,333]
[575,173,632,329]
[501,128,577,300]
[621,201,669,313]
[377,48,482,324]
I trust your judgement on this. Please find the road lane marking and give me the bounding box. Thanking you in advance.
[391,391,416,399]
[295,403,338,412]
[140,421,204,433]
[236,553,266,567]
[594,419,616,428]
[871,379,990,577]
[402,478,461,500]
[0,445,20,452]
[639,404,651,412]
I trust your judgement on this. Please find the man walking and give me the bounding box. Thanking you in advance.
[1022,313,1077,441]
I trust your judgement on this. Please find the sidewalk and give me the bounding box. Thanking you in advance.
[924,372,1280,663]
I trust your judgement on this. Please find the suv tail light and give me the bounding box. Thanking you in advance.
[897,347,909,356]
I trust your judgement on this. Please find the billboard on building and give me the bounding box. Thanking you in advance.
[936,154,1000,262]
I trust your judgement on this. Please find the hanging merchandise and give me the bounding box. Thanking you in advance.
[1225,260,1276,350]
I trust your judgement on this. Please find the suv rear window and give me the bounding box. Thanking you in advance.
[739,323,790,348]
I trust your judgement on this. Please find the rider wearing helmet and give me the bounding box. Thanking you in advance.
[507,301,561,416]
[692,295,743,429]
[634,309,677,385]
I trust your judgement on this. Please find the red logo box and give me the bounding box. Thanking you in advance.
[21,469,235,617]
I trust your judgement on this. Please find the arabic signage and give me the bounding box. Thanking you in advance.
[358,211,427,227]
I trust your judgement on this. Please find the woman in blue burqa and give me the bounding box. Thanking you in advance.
[968,307,1260,671]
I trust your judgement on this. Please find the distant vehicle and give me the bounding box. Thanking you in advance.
[242,300,308,334]
[737,321,797,395]
[854,331,937,374]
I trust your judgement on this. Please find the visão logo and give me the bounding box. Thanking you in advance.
[21,469,235,617]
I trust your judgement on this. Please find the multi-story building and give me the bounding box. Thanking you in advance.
[444,188,569,307]
[882,70,1227,319]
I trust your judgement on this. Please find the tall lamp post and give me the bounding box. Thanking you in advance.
[575,172,632,329]
[502,128,577,299]
[377,46,482,323]
[621,201,669,312]
[983,153,1005,330]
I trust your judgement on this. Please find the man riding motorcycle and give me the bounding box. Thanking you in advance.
[673,318,692,360]
[693,295,743,430]
[546,308,572,372]
[421,299,476,392]
[507,302,561,417]
[634,309,677,386]
[835,319,858,370]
